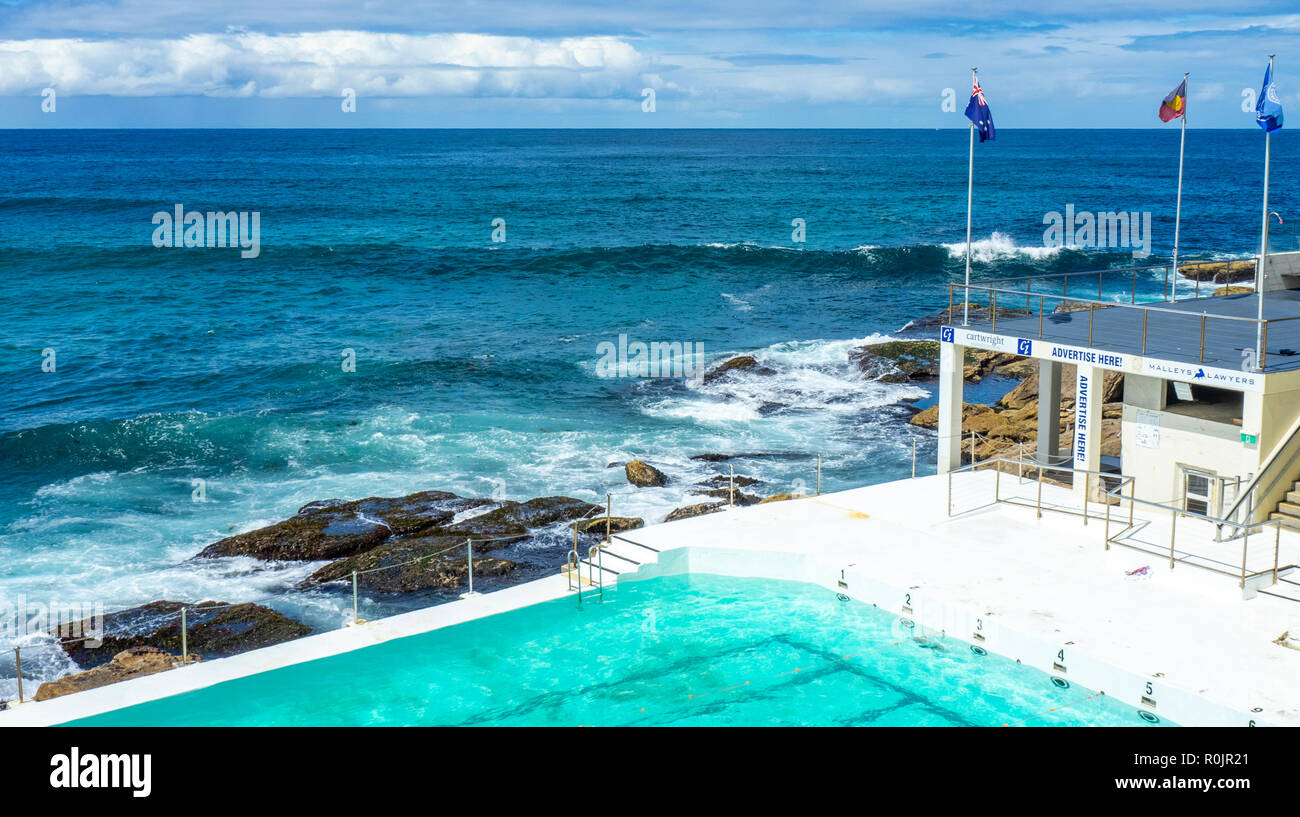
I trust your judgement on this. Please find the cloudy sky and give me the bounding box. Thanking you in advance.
[2,0,1296,127]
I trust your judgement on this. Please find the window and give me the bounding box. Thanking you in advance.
[1163,382,1244,426]
[1184,471,1212,516]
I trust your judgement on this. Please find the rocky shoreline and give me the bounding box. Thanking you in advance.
[28,446,796,701]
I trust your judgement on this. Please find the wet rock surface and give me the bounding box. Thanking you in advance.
[198,491,490,560]
[696,474,762,488]
[57,600,311,670]
[665,502,727,522]
[910,302,1032,328]
[576,516,645,538]
[702,354,776,384]
[690,487,761,506]
[908,365,1124,462]
[625,459,669,487]
[35,646,195,702]
[849,339,1032,384]
[1178,260,1257,284]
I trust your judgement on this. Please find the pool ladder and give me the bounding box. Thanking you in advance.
[565,536,657,604]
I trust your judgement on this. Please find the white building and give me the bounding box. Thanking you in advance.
[937,251,1300,539]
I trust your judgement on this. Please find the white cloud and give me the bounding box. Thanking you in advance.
[0,31,653,98]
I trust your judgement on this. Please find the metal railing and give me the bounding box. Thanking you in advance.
[914,429,1060,483]
[3,497,615,708]
[941,450,1289,593]
[948,264,1300,371]
[1104,483,1285,589]
[1217,410,1300,540]
[945,453,1132,524]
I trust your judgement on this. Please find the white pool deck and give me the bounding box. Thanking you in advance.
[4,470,1299,727]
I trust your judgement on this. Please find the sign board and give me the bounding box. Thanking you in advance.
[1135,410,1161,449]
[939,325,1266,393]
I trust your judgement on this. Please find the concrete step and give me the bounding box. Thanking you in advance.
[1286,491,1300,505]
[1269,512,1300,532]
[1276,501,1300,518]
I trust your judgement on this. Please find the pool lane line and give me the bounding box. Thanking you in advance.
[577,652,864,725]
[686,654,858,701]
[1000,690,1106,727]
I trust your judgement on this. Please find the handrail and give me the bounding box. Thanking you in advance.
[949,277,1300,370]
[946,452,1282,590]
[957,281,1272,322]
[946,452,1134,525]
[978,264,1169,286]
[1218,409,1300,538]
[1103,480,1284,587]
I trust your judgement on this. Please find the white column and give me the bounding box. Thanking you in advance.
[1036,360,1062,466]
[937,341,966,474]
[1071,363,1103,504]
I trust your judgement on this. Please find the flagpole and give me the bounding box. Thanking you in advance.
[1171,72,1187,302]
[1256,54,1274,368]
[964,66,976,326]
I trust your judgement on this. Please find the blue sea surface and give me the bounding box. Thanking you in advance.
[0,129,1294,695]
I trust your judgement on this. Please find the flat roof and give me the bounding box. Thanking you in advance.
[970,290,1300,374]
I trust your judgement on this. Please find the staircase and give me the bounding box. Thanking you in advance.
[562,534,663,591]
[1268,481,1300,532]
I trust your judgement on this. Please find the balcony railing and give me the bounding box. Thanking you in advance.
[948,262,1300,371]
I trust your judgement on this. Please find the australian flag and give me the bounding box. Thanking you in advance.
[965,79,996,142]
[1256,62,1284,133]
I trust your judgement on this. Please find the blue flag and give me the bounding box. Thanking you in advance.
[965,79,996,142]
[1256,62,1284,133]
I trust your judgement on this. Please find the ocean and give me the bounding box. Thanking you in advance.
[0,128,1294,692]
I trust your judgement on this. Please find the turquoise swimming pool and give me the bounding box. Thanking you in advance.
[68,574,1173,726]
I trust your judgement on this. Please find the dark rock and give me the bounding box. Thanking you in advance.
[910,302,1032,328]
[665,502,726,522]
[850,339,942,382]
[445,496,602,542]
[701,355,775,384]
[625,460,668,487]
[199,490,486,560]
[305,534,516,593]
[58,601,310,669]
[691,488,761,506]
[850,339,1028,384]
[576,516,644,538]
[696,474,762,488]
[689,452,804,463]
